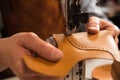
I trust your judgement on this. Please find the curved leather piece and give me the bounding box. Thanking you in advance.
[92,64,112,80]
[23,30,120,77]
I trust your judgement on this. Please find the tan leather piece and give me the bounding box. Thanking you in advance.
[92,64,113,80]
[23,30,120,77]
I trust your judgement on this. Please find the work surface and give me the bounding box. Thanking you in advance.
[2,59,113,80]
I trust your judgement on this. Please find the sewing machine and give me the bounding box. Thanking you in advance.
[62,0,89,80]
[0,0,113,80]
[61,0,113,80]
[63,0,89,35]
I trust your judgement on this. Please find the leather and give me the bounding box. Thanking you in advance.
[23,30,120,77]
[92,64,113,80]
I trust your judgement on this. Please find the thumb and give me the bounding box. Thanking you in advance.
[86,16,100,34]
[17,32,63,62]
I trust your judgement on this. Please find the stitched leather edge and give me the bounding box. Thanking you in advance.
[66,32,116,60]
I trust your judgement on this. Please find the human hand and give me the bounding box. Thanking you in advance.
[86,16,120,80]
[0,32,63,80]
[86,16,119,36]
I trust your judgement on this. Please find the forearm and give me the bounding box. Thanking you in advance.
[111,61,120,80]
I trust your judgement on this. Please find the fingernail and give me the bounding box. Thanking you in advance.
[89,26,99,30]
[88,26,99,33]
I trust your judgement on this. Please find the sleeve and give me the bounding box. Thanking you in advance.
[0,11,3,38]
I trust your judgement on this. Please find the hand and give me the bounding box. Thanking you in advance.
[86,16,119,36]
[0,32,63,80]
[86,16,120,80]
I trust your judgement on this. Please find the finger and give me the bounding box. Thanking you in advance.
[86,16,120,36]
[8,46,43,77]
[10,45,62,78]
[86,16,100,34]
[16,32,63,62]
[99,19,120,36]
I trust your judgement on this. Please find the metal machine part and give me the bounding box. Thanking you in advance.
[64,0,89,35]
[46,36,85,80]
[46,0,89,80]
[62,1,88,78]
